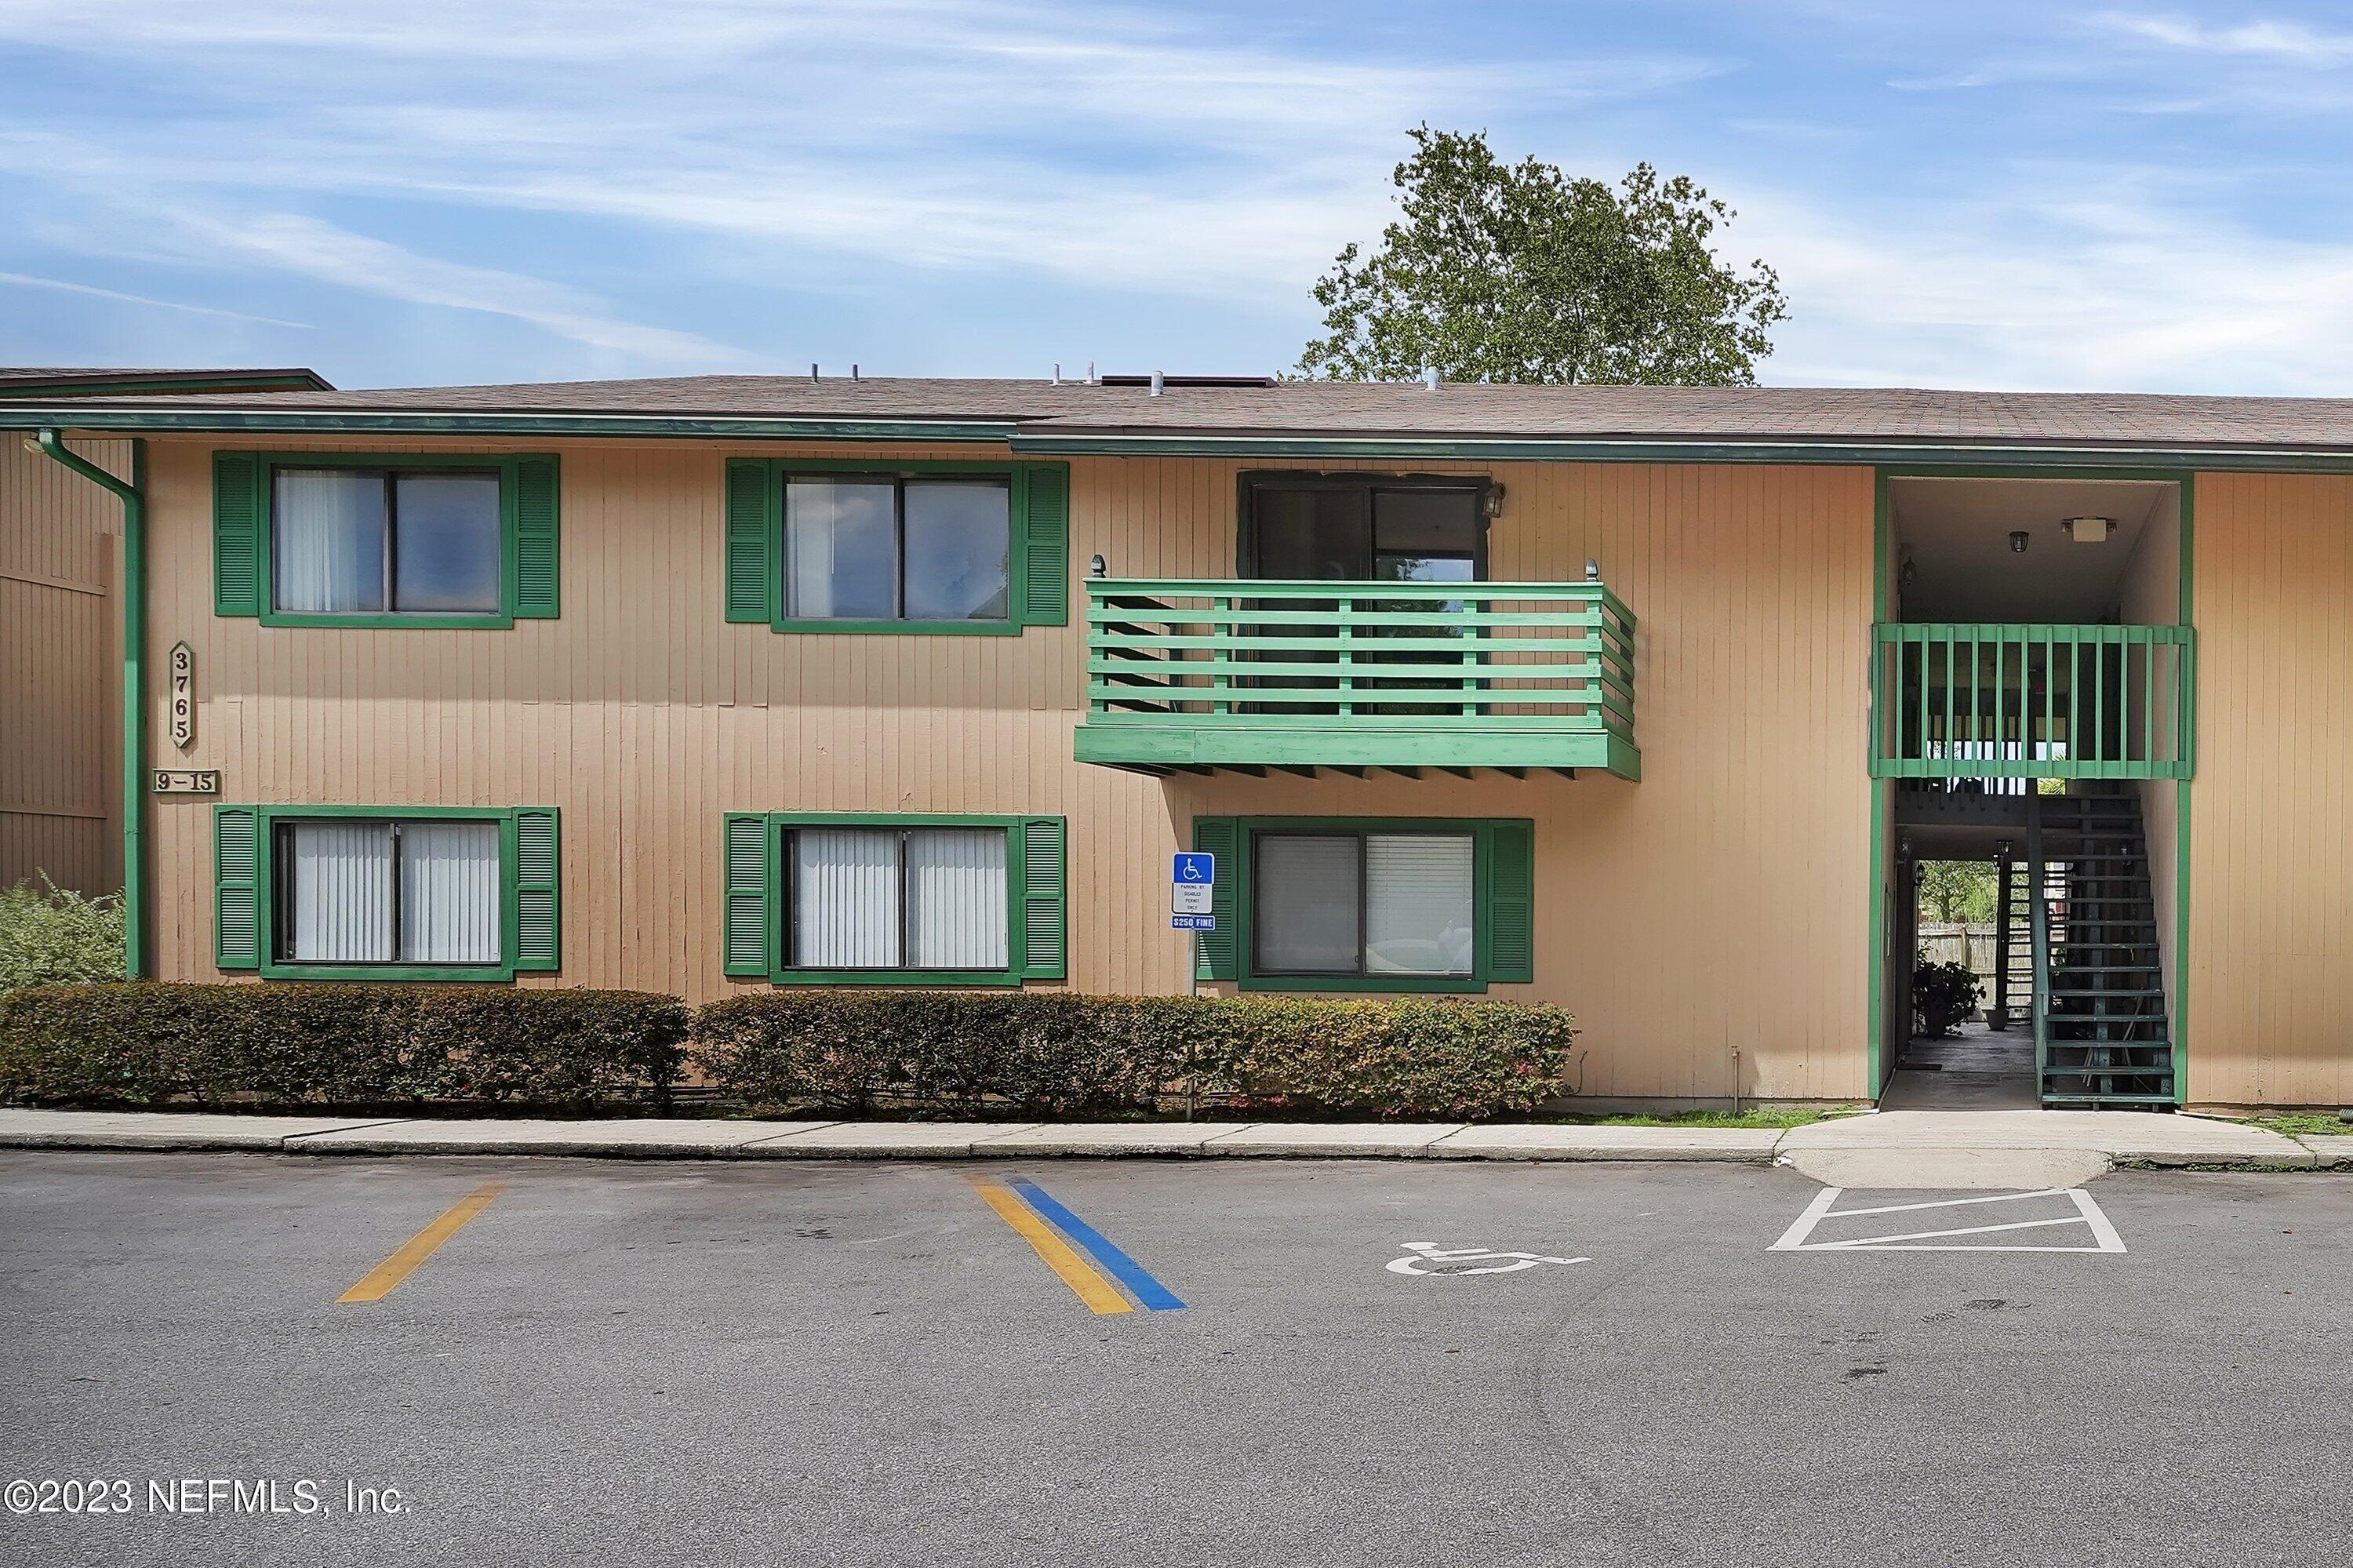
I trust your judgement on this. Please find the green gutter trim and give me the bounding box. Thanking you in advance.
[32,431,144,979]
[7,405,2353,471]
[0,408,1021,444]
[1009,433,2353,474]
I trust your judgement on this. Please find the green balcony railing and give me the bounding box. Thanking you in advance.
[1075,577,1638,778]
[1871,622,2196,780]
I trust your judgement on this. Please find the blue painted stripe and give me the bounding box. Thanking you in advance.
[1008,1179,1185,1312]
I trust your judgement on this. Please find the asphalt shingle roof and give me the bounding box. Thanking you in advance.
[29,374,2353,450]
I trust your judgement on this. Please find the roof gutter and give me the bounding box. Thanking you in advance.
[32,431,145,979]
[0,406,1024,444]
[1006,431,2353,474]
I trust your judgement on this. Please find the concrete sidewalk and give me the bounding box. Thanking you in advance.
[0,1106,2340,1175]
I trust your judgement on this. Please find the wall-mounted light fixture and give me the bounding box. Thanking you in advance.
[2064,515,2115,544]
[1087,554,1107,579]
[2008,529,2030,554]
[1482,484,1506,519]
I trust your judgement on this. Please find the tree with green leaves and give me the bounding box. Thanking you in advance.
[1916,860,1997,925]
[1299,126,1788,386]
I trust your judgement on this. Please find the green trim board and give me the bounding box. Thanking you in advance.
[213,804,561,982]
[1191,815,1533,994]
[2173,478,2195,1103]
[722,812,1067,987]
[213,450,559,628]
[722,457,1068,633]
[12,398,2353,472]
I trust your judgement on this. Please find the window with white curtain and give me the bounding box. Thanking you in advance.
[1252,829,1475,978]
[788,825,1008,970]
[277,819,501,966]
[273,467,502,615]
[784,475,1009,623]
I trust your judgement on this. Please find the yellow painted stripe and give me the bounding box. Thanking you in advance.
[968,1177,1132,1315]
[336,1183,503,1304]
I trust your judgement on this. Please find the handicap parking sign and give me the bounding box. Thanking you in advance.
[1171,853,1215,923]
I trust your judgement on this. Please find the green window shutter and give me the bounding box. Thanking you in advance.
[724,460,775,623]
[511,455,561,618]
[214,806,262,970]
[722,813,773,976]
[1483,821,1536,984]
[1016,463,1069,626]
[213,453,263,617]
[1016,817,1067,980]
[1192,817,1240,981]
[511,808,561,970]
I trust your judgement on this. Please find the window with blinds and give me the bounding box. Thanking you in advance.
[788,825,1009,970]
[275,818,501,966]
[1252,829,1475,978]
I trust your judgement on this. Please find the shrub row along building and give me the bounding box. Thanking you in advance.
[5,368,2350,1111]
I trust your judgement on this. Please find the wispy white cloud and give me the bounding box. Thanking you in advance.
[0,268,309,327]
[2093,11,2353,64]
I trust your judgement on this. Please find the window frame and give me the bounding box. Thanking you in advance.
[1230,816,1526,994]
[1235,471,1493,580]
[1249,826,1478,984]
[747,459,1037,636]
[762,813,1040,985]
[254,806,525,981]
[252,453,537,629]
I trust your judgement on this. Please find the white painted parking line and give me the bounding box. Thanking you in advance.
[1770,1187,2126,1253]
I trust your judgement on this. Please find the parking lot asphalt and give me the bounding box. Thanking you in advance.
[4,1151,2351,1568]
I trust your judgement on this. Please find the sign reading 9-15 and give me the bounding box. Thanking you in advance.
[1170,852,1215,930]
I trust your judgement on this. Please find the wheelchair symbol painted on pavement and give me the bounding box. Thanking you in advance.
[1384,1240,1589,1276]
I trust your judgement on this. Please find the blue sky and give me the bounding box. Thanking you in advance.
[5,1,2353,394]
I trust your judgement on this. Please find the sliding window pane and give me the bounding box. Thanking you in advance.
[274,471,387,613]
[393,472,502,613]
[1253,834,1361,974]
[787,478,896,620]
[791,828,900,966]
[1364,834,1475,976]
[904,828,1008,968]
[284,820,395,962]
[903,481,1010,620]
[398,820,502,964]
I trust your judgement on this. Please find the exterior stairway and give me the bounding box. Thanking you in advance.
[2029,793,2177,1108]
[1992,853,2035,1032]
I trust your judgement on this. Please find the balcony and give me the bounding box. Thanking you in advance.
[1870,622,2196,782]
[1075,578,1639,779]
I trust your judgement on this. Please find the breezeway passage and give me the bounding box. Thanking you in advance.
[4,1151,2348,1568]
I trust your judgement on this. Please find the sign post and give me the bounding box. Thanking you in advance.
[1170,851,1217,1120]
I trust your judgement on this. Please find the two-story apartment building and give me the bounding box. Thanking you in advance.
[8,373,2352,1112]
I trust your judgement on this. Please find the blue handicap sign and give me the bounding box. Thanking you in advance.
[1172,853,1215,884]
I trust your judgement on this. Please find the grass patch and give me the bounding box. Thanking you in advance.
[1547,1107,1857,1130]
[2245,1114,2353,1141]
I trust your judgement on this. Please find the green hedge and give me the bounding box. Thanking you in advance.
[0,984,689,1111]
[692,992,1581,1121]
[0,984,1579,1120]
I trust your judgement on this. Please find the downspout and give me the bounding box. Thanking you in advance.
[32,430,145,979]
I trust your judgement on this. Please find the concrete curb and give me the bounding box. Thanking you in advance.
[2,1108,2344,1169]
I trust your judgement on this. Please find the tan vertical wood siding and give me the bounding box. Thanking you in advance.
[2188,472,2353,1107]
[141,438,1874,1101]
[1,437,125,894]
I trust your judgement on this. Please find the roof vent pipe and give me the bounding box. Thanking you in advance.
[1086,360,1098,384]
[851,364,860,381]
[809,362,819,383]
[1051,363,1061,385]
[1149,370,1165,397]
[1420,366,1440,391]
